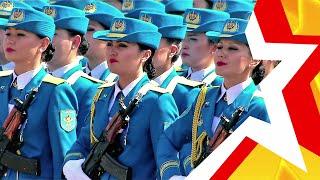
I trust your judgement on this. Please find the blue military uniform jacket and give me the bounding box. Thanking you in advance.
[65,74,179,179]
[176,67,223,87]
[0,68,78,179]
[99,68,118,82]
[157,80,270,179]
[158,69,202,115]
[61,64,103,135]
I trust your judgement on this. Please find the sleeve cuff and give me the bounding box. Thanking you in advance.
[160,160,181,180]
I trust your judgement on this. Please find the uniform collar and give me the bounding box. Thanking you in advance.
[12,66,42,90]
[50,62,79,78]
[1,62,15,71]
[113,73,146,99]
[85,61,109,79]
[217,78,253,105]
[187,64,215,82]
[153,67,174,86]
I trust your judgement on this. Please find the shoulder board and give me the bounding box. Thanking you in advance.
[81,73,104,84]
[0,70,13,77]
[209,85,220,89]
[43,74,65,85]
[99,82,116,88]
[174,66,185,72]
[149,85,169,94]
[176,77,204,87]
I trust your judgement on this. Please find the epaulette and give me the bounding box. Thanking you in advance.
[43,74,65,85]
[176,77,204,87]
[99,82,116,88]
[174,66,185,72]
[0,70,13,77]
[149,85,169,94]
[81,73,105,84]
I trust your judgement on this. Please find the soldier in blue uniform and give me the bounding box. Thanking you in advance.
[0,0,36,71]
[0,6,78,179]
[43,5,103,135]
[157,18,270,180]
[54,0,123,82]
[178,8,229,86]
[63,17,179,180]
[139,11,203,115]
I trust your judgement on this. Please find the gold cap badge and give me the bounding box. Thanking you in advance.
[140,14,152,23]
[44,7,56,18]
[10,9,24,22]
[122,0,134,11]
[84,3,96,14]
[223,20,239,33]
[111,20,126,33]
[0,1,13,12]
[185,11,200,25]
[213,0,227,11]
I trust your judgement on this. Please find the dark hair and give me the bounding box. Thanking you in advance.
[165,38,182,63]
[205,0,213,9]
[67,30,89,56]
[251,60,281,85]
[36,35,55,62]
[41,43,55,62]
[251,61,264,85]
[139,43,156,79]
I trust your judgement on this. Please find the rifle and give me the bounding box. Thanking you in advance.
[192,107,244,168]
[82,93,144,180]
[0,88,40,176]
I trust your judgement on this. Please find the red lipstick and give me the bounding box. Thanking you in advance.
[109,58,118,63]
[216,61,227,66]
[6,48,15,53]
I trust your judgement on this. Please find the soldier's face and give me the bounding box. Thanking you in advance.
[181,32,215,70]
[214,39,253,79]
[152,38,172,71]
[107,41,147,76]
[3,28,43,64]
[51,29,75,64]
[84,20,108,61]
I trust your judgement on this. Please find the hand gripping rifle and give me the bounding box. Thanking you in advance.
[0,88,40,176]
[193,107,244,168]
[82,93,144,180]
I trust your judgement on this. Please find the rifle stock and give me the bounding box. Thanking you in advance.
[0,89,40,176]
[82,96,140,180]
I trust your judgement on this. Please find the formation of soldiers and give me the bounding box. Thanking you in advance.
[0,0,273,179]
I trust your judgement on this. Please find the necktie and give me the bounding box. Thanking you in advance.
[214,93,228,117]
[9,77,22,105]
[108,91,124,119]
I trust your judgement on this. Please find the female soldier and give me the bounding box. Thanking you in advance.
[43,5,103,134]
[53,0,123,82]
[139,11,202,114]
[0,6,78,179]
[178,8,229,86]
[157,18,270,180]
[63,17,179,179]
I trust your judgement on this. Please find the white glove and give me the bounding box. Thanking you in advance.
[169,175,186,180]
[63,159,90,180]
